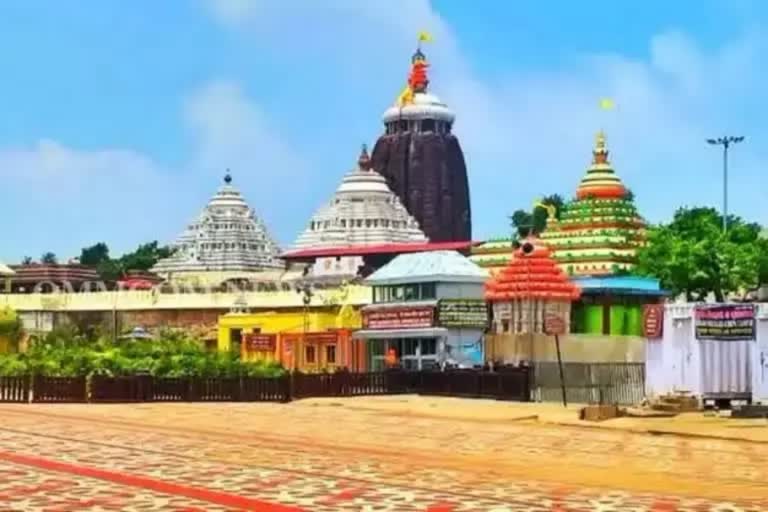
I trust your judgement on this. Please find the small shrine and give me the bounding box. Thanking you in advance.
[485,238,581,335]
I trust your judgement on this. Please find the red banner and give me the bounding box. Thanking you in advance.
[363,307,434,330]
[244,334,276,352]
[643,304,664,339]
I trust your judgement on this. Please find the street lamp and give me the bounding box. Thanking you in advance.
[706,136,745,233]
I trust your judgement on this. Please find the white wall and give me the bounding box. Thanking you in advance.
[436,282,484,300]
[646,303,768,402]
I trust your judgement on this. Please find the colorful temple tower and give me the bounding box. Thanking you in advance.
[539,131,645,277]
[540,132,665,336]
[470,237,516,276]
[371,40,472,243]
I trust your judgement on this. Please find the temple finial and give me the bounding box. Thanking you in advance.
[224,170,232,184]
[592,131,609,165]
[358,144,371,170]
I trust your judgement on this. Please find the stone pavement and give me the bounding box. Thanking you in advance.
[0,401,766,511]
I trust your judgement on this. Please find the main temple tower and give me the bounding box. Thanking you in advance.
[370,40,472,243]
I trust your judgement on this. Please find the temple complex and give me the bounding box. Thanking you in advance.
[371,39,472,243]
[286,146,429,279]
[539,131,646,277]
[151,173,284,285]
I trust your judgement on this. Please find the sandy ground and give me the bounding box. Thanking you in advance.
[0,398,766,511]
[299,394,768,442]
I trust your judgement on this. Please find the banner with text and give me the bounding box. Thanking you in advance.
[437,299,489,328]
[363,307,435,330]
[694,304,756,341]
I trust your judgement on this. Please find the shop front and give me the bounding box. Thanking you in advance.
[217,308,365,372]
[353,250,490,370]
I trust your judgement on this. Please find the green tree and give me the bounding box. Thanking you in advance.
[79,243,111,266]
[40,252,57,265]
[636,207,765,301]
[119,241,172,271]
[509,194,564,238]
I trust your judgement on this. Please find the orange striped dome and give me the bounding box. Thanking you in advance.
[485,238,581,302]
[576,131,627,200]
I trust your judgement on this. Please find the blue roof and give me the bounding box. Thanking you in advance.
[365,251,488,285]
[572,275,668,296]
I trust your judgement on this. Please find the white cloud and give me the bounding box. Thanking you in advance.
[0,80,310,261]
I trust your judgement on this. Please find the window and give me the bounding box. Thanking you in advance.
[325,345,337,364]
[404,284,418,301]
[420,282,436,300]
[420,338,437,355]
[305,345,316,364]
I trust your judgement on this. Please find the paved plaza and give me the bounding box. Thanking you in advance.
[0,399,766,511]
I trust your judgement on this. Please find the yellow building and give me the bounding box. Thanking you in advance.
[217,306,365,372]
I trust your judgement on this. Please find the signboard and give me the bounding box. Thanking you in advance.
[643,304,664,339]
[544,314,566,336]
[695,304,756,341]
[282,332,338,344]
[437,299,488,328]
[244,333,276,352]
[363,307,434,330]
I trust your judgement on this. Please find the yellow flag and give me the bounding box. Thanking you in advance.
[418,31,433,43]
[599,98,615,110]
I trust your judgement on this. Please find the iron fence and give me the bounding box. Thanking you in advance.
[531,362,645,405]
[0,365,633,405]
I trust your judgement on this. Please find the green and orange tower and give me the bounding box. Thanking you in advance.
[540,131,646,277]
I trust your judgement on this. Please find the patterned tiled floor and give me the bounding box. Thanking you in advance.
[0,403,766,511]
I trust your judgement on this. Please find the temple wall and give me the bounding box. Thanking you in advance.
[0,285,372,313]
[485,333,646,364]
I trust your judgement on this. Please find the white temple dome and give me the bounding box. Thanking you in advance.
[152,173,283,276]
[382,91,455,124]
[291,146,428,250]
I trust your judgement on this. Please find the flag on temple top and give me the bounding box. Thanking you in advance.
[599,98,616,110]
[418,31,433,42]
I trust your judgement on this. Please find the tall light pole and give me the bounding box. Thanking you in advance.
[706,136,745,233]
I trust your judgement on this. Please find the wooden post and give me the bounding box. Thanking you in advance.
[555,333,567,407]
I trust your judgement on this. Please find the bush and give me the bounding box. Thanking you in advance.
[0,327,286,378]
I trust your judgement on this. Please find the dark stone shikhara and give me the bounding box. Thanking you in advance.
[371,132,472,243]
[370,42,472,244]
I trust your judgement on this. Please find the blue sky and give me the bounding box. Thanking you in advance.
[2,0,767,262]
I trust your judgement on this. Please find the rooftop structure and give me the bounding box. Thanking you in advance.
[539,132,646,277]
[0,263,14,276]
[7,263,100,293]
[365,250,487,286]
[152,173,283,282]
[292,146,427,251]
[371,37,472,243]
[470,237,516,275]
